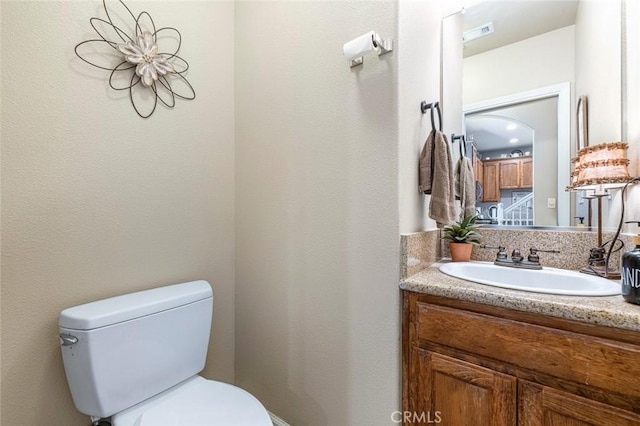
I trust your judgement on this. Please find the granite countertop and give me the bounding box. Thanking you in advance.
[400,262,640,332]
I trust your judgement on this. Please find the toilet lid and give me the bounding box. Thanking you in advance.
[112,376,272,426]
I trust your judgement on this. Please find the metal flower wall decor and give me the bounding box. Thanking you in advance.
[75,0,196,118]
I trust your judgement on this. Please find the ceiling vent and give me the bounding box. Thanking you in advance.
[463,22,495,43]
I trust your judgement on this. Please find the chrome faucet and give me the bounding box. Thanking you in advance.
[481,245,560,270]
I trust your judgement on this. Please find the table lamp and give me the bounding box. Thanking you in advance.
[566,142,631,278]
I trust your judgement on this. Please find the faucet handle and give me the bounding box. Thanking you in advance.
[528,247,560,263]
[481,245,507,260]
[511,249,523,263]
[530,247,561,254]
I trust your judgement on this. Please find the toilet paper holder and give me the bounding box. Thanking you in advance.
[343,31,393,68]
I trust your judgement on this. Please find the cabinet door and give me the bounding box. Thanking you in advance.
[499,160,520,189]
[475,159,484,186]
[520,158,533,188]
[483,162,500,202]
[519,381,640,426]
[408,349,516,426]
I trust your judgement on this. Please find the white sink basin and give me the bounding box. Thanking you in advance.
[439,261,620,296]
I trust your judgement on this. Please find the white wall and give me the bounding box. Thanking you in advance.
[621,0,640,230]
[441,11,465,168]
[627,0,640,176]
[463,25,575,105]
[1,1,235,424]
[399,0,461,233]
[574,0,637,230]
[575,0,621,144]
[235,2,400,425]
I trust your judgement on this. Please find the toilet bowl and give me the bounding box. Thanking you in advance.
[59,281,271,426]
[112,376,271,426]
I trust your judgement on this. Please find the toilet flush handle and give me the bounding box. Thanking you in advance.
[59,333,78,346]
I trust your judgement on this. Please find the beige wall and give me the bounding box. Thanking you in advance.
[0,0,3,420]
[234,1,400,425]
[3,0,638,425]
[1,1,235,424]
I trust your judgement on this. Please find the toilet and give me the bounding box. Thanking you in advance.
[59,280,272,426]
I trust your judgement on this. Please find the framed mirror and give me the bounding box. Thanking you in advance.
[464,83,570,226]
[442,0,623,228]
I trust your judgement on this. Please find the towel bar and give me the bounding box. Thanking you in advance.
[420,101,442,132]
[451,134,467,157]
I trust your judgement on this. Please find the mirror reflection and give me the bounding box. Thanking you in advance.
[467,98,553,226]
[447,0,622,228]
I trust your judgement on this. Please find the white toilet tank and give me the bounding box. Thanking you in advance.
[59,281,213,419]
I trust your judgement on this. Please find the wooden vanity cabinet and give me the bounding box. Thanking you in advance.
[518,381,640,426]
[410,350,516,426]
[402,291,640,426]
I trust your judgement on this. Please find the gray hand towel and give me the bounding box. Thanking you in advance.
[455,156,476,219]
[419,130,456,227]
[418,131,436,194]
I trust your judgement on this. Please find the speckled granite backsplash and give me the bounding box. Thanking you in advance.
[401,228,633,278]
[400,230,440,279]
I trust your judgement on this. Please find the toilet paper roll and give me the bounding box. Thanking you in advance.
[343,31,376,61]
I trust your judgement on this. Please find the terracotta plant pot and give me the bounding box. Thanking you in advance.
[449,242,473,262]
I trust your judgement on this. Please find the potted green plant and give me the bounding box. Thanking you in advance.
[442,215,482,262]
